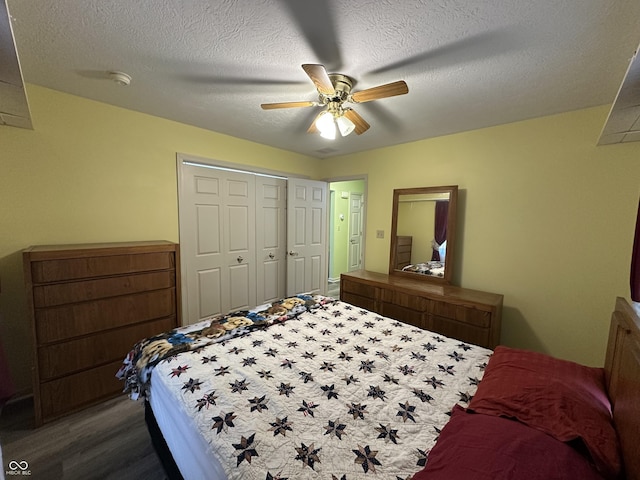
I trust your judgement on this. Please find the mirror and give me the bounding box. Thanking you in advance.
[389,185,458,284]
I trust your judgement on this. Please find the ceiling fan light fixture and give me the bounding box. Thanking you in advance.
[261,64,407,139]
[317,110,337,139]
[319,124,337,140]
[336,115,355,137]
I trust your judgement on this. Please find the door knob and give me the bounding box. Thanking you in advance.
[237,256,243,263]
[268,253,275,259]
[288,251,298,256]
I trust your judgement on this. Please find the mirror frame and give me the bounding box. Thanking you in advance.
[388,185,458,285]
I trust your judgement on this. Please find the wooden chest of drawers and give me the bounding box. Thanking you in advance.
[340,270,503,349]
[23,241,180,426]
[395,236,412,269]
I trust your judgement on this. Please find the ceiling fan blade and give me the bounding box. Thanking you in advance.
[351,80,408,103]
[261,101,317,110]
[302,64,335,96]
[307,111,325,134]
[344,109,370,135]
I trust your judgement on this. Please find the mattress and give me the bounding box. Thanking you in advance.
[149,364,227,479]
[146,298,492,479]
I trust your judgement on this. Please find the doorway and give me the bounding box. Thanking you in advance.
[327,178,366,298]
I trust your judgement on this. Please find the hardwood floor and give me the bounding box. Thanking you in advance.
[1,395,167,479]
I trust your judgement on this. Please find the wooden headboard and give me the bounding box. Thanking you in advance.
[604,297,640,480]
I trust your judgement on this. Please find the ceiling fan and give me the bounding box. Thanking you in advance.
[260,64,408,139]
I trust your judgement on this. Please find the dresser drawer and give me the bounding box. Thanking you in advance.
[39,360,126,421]
[342,279,378,299]
[33,271,175,307]
[35,289,176,343]
[430,301,491,328]
[30,251,175,283]
[397,236,412,247]
[380,302,425,329]
[396,251,411,264]
[381,290,429,311]
[38,316,176,380]
[341,292,377,312]
[429,315,490,347]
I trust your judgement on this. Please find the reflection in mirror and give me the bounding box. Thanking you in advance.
[389,186,458,285]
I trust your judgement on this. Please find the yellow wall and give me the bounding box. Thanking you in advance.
[2,85,639,395]
[397,200,436,263]
[322,105,640,367]
[0,85,321,394]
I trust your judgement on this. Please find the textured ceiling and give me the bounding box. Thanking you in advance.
[4,0,640,158]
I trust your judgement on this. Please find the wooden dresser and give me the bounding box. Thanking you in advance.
[395,236,412,269]
[23,241,180,426]
[340,270,503,349]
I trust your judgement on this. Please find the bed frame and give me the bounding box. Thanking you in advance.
[604,297,640,480]
[144,296,640,480]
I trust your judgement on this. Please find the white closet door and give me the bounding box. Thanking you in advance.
[179,164,255,324]
[179,164,222,324]
[255,175,286,305]
[223,171,256,313]
[286,178,327,296]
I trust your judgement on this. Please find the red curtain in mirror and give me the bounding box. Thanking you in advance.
[431,201,449,261]
[631,197,640,302]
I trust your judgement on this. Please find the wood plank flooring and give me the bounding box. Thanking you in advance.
[0,395,167,479]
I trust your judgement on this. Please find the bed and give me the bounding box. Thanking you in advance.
[117,295,640,480]
[401,261,445,278]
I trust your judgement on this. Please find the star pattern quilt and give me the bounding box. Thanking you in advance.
[150,299,492,480]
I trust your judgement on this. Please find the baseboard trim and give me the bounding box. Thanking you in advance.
[4,390,32,407]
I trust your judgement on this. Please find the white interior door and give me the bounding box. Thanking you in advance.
[255,175,287,305]
[179,163,222,324]
[348,192,363,271]
[179,163,255,324]
[223,171,256,313]
[286,178,327,296]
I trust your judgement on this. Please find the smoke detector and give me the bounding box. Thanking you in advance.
[108,71,131,86]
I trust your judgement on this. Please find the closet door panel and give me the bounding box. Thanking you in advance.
[181,165,225,323]
[196,204,221,255]
[197,267,222,319]
[222,172,255,312]
[256,176,286,304]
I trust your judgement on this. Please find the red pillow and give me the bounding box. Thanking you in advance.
[467,346,620,480]
[412,405,605,480]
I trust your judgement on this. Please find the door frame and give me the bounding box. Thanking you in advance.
[324,174,368,280]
